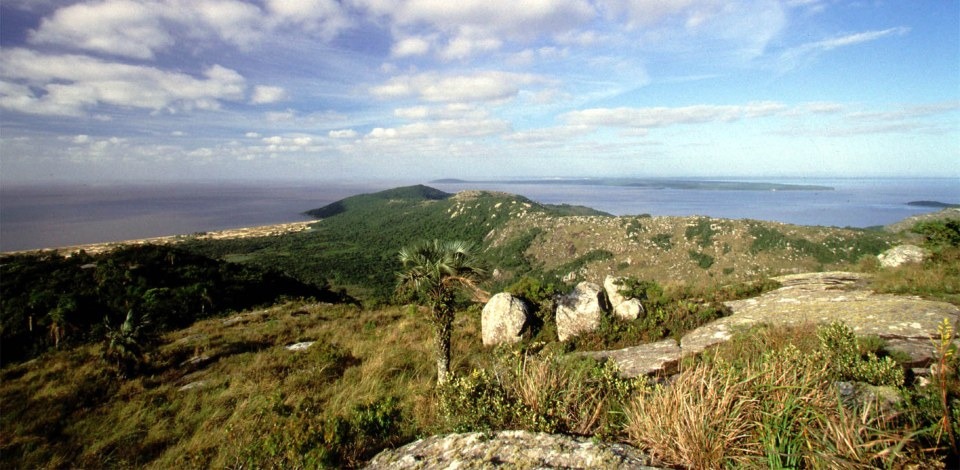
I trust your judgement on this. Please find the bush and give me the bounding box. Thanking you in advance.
[688,250,715,269]
[439,351,646,436]
[912,219,960,249]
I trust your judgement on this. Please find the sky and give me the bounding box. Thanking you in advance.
[0,0,957,184]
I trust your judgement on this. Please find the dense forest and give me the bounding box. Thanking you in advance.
[0,245,346,363]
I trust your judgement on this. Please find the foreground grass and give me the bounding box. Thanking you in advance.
[0,301,491,468]
[3,260,959,468]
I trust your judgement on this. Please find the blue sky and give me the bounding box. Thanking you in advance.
[1,0,957,183]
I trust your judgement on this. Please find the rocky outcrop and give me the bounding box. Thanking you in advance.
[364,430,666,469]
[590,272,960,379]
[603,276,644,321]
[580,339,681,377]
[556,282,607,341]
[877,244,929,268]
[482,293,529,346]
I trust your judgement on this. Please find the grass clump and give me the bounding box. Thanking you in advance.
[439,350,645,437]
[625,322,916,468]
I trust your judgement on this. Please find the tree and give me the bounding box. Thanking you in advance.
[396,240,487,385]
[102,310,151,378]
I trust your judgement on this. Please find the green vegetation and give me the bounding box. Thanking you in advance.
[748,224,891,264]
[181,185,602,301]
[688,250,715,269]
[0,245,341,363]
[650,233,673,250]
[685,218,717,248]
[3,186,958,468]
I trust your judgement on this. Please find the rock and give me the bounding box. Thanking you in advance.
[877,244,929,268]
[580,339,682,377]
[178,380,208,392]
[835,381,903,415]
[364,430,666,469]
[556,282,606,342]
[591,272,960,379]
[481,293,529,346]
[286,341,315,351]
[603,276,644,321]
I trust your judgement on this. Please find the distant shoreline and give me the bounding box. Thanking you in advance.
[0,221,314,257]
[430,178,834,191]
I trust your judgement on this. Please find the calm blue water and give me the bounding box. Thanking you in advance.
[1,178,957,252]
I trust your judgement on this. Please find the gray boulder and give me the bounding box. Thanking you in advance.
[878,244,928,268]
[603,276,644,321]
[481,293,529,346]
[364,430,666,469]
[556,282,606,342]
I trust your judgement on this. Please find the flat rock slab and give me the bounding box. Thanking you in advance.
[365,431,666,469]
[589,272,960,378]
[579,339,682,377]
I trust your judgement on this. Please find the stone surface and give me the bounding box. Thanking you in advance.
[364,431,666,469]
[590,272,960,378]
[580,339,682,377]
[877,244,929,268]
[603,276,644,321]
[556,282,606,341]
[285,341,315,351]
[482,293,529,346]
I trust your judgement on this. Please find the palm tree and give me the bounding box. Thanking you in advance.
[102,310,150,378]
[396,240,487,385]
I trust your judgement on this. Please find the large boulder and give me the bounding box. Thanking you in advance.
[877,244,929,268]
[556,282,606,342]
[364,430,666,469]
[481,293,529,346]
[603,276,644,321]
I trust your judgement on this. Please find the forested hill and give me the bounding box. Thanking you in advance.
[181,185,608,299]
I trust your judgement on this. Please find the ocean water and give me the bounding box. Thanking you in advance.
[1,178,957,252]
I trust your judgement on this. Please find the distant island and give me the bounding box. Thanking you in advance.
[907,200,960,208]
[431,177,834,191]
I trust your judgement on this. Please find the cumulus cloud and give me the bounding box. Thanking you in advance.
[29,0,174,59]
[356,0,594,60]
[391,36,432,57]
[370,71,543,103]
[27,0,351,59]
[0,48,246,116]
[329,129,358,139]
[250,85,289,104]
[563,102,788,129]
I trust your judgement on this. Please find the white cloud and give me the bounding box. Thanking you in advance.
[27,0,350,60]
[777,27,910,71]
[356,0,594,60]
[250,85,289,104]
[329,129,358,138]
[370,71,543,103]
[265,0,352,38]
[391,36,432,57]
[0,48,246,116]
[563,102,788,129]
[30,0,173,59]
[393,103,488,120]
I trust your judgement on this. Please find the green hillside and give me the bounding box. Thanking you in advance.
[181,185,609,300]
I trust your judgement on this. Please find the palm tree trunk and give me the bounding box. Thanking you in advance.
[434,315,452,386]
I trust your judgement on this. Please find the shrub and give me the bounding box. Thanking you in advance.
[688,250,715,269]
[912,219,960,249]
[439,351,646,436]
[685,218,717,248]
[650,233,673,250]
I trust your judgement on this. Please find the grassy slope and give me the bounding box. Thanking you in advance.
[181,185,895,301]
[3,186,957,468]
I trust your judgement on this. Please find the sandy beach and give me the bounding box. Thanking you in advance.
[1,221,315,257]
